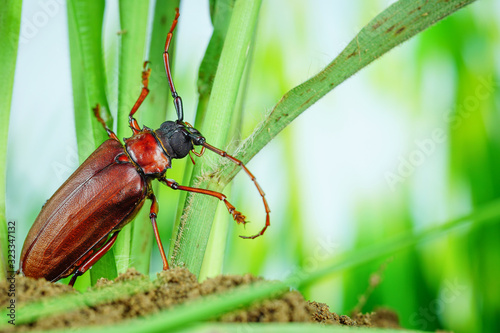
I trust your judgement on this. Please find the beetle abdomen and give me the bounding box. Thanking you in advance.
[20,139,147,281]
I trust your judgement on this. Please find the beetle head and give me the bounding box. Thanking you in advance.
[155,120,206,159]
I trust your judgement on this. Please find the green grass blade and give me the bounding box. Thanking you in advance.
[169,0,236,267]
[0,0,22,280]
[194,0,236,126]
[67,0,112,160]
[171,0,262,276]
[170,0,477,278]
[113,0,150,274]
[127,0,180,276]
[9,198,497,332]
[200,27,258,279]
[190,0,239,280]
[67,0,116,286]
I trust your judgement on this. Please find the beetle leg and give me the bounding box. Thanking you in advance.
[188,151,196,165]
[93,104,119,141]
[187,146,205,165]
[148,193,169,270]
[128,61,152,134]
[68,231,120,287]
[163,8,184,122]
[201,142,271,239]
[191,145,205,157]
[160,178,248,226]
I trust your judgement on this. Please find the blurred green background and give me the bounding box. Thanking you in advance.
[5,0,499,332]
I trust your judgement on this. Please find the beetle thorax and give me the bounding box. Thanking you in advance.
[124,128,171,176]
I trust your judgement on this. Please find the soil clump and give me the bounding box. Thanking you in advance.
[0,268,401,331]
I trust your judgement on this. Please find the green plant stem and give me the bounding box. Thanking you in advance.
[67,0,116,286]
[194,0,236,126]
[67,0,112,160]
[198,0,241,280]
[114,0,150,274]
[170,0,262,275]
[0,0,22,280]
[172,0,477,278]
[169,0,236,267]
[128,0,180,276]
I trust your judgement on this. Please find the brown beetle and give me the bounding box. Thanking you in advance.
[19,9,270,286]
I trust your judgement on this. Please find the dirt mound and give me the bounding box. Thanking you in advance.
[0,268,401,331]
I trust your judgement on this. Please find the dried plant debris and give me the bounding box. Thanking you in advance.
[0,268,401,331]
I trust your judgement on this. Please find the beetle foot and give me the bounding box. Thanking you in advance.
[142,68,151,87]
[224,200,246,225]
[232,209,247,225]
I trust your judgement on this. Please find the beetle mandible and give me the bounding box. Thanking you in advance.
[19,9,270,286]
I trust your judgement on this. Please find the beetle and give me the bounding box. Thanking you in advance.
[19,9,270,286]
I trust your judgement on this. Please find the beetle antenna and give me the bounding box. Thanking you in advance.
[202,142,270,239]
[163,8,183,122]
